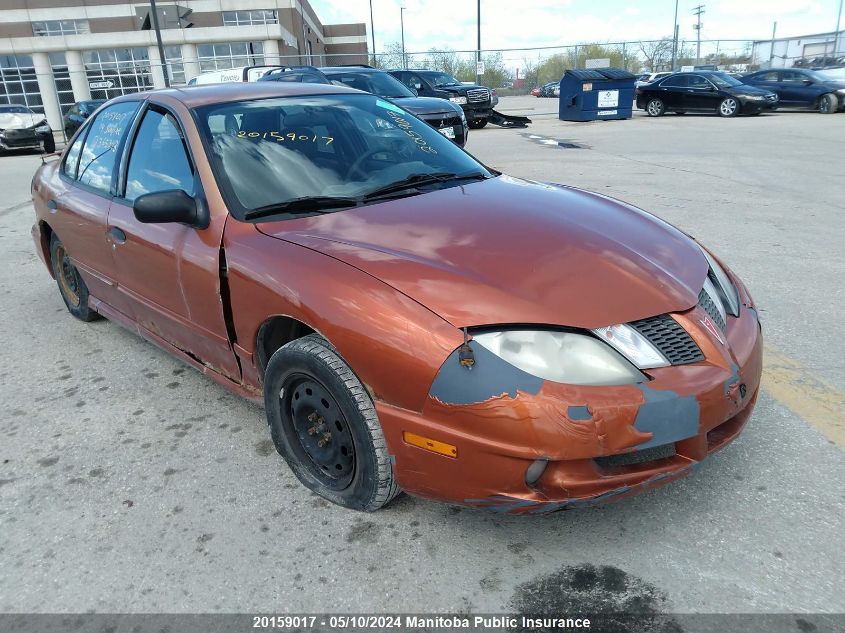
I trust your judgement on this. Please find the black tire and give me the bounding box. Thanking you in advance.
[468,119,488,129]
[264,334,400,511]
[49,233,99,321]
[819,93,837,114]
[42,135,55,154]
[719,97,740,117]
[646,98,665,116]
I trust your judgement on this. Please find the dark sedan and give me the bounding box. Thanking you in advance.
[637,71,778,117]
[741,68,845,113]
[63,100,106,137]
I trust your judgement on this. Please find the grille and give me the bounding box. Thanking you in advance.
[466,88,490,103]
[628,314,704,365]
[698,287,726,331]
[595,443,676,468]
[423,115,462,129]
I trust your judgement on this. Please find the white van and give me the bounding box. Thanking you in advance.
[188,65,282,85]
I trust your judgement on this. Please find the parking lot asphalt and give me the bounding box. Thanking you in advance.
[1,96,843,616]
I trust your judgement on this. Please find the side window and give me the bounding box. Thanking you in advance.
[62,132,85,179]
[77,101,139,194]
[662,75,689,88]
[409,74,425,90]
[781,71,803,83]
[125,108,194,203]
[687,74,709,88]
[760,71,779,81]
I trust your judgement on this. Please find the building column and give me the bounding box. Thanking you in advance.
[263,39,281,65]
[32,52,63,132]
[147,45,167,89]
[66,50,91,102]
[181,43,200,82]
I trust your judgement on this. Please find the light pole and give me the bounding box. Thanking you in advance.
[670,0,679,71]
[476,0,481,85]
[149,0,170,87]
[400,6,406,69]
[368,0,376,64]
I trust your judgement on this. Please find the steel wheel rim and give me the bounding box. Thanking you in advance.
[281,373,355,490]
[56,245,81,307]
[721,99,737,115]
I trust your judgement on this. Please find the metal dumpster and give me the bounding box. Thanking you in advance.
[559,68,636,121]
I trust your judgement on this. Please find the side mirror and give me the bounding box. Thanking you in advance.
[133,189,209,229]
[708,85,716,91]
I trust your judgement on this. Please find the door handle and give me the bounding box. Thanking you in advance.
[108,227,126,244]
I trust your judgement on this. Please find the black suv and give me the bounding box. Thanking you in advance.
[262,66,468,146]
[389,70,498,129]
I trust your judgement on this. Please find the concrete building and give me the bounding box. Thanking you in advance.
[751,30,844,69]
[0,1,369,132]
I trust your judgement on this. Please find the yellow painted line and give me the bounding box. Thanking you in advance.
[763,345,845,448]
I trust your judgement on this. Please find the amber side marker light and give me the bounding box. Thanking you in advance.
[403,431,458,458]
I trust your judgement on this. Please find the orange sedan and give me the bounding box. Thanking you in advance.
[31,83,762,513]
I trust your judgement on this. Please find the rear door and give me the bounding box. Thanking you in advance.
[52,100,141,317]
[106,101,239,378]
[655,75,687,109]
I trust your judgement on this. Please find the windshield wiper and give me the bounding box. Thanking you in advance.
[361,171,488,201]
[244,196,359,220]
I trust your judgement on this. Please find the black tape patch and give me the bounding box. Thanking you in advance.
[429,341,543,405]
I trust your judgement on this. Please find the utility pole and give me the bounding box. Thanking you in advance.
[830,0,844,68]
[368,0,376,64]
[670,0,679,71]
[476,0,481,85]
[149,0,170,87]
[692,4,705,64]
[400,7,406,69]
[769,21,777,65]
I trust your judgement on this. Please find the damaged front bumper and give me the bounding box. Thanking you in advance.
[376,289,763,515]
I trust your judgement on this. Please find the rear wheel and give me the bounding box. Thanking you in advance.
[819,93,837,114]
[49,233,99,322]
[264,334,400,511]
[468,119,488,129]
[646,98,665,117]
[719,97,739,117]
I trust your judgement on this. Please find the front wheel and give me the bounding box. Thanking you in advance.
[819,93,837,114]
[264,334,400,511]
[719,97,739,117]
[42,135,55,154]
[646,98,665,117]
[468,119,488,129]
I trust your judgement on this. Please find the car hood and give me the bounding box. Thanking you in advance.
[0,112,41,130]
[390,96,459,116]
[256,176,708,329]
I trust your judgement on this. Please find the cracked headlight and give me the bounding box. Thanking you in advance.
[701,247,740,316]
[473,329,646,386]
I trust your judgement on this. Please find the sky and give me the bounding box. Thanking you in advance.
[310,0,843,59]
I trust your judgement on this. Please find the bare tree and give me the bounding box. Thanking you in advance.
[638,38,673,71]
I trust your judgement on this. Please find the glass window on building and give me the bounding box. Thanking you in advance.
[84,48,154,100]
[49,52,76,115]
[0,54,44,114]
[32,20,90,37]
[164,46,185,85]
[197,42,264,72]
[222,10,278,26]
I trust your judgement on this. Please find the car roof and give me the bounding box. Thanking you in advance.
[319,66,381,74]
[107,81,361,108]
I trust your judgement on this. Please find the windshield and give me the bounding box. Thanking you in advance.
[0,105,34,114]
[423,72,462,87]
[195,94,491,220]
[708,72,742,88]
[324,71,415,99]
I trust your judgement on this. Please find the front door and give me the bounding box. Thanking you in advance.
[684,74,721,111]
[778,70,815,106]
[107,103,240,379]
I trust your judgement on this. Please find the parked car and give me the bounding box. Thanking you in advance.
[389,69,497,128]
[531,86,541,97]
[539,81,558,97]
[0,104,54,153]
[32,81,762,514]
[741,68,845,113]
[63,100,106,137]
[637,71,778,117]
[258,66,331,85]
[188,65,283,85]
[317,66,468,146]
[636,72,671,88]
